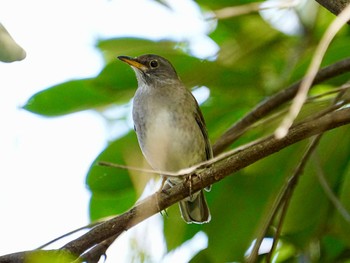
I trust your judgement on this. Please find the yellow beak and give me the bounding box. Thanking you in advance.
[118,56,147,71]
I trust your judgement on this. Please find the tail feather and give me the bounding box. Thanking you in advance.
[178,190,210,224]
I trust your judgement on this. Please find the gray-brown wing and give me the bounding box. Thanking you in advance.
[191,94,213,161]
[192,94,212,192]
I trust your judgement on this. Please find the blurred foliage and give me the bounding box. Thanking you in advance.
[25,250,78,263]
[23,0,350,262]
[0,23,26,62]
[86,132,139,221]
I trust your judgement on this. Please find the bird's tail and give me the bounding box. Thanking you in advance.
[178,190,211,224]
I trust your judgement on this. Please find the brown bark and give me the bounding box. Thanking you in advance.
[1,106,350,263]
[315,0,350,16]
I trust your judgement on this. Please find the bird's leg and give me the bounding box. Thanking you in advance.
[160,209,168,218]
[189,169,211,192]
[184,173,194,200]
[159,176,167,192]
[189,174,193,199]
[185,171,210,195]
[155,176,168,217]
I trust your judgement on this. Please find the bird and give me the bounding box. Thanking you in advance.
[118,54,211,224]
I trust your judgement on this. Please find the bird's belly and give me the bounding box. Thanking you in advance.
[139,110,204,173]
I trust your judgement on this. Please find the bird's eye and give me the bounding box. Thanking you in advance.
[150,60,158,68]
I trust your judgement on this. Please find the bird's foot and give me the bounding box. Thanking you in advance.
[184,173,196,200]
[157,177,168,194]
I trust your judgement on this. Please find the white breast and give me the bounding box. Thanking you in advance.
[133,86,207,174]
[141,109,201,173]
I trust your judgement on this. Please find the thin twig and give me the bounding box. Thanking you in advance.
[246,172,291,263]
[267,136,322,262]
[265,79,350,259]
[99,138,280,180]
[212,2,261,19]
[69,108,350,256]
[307,83,350,101]
[213,0,297,20]
[247,135,322,262]
[79,235,118,263]
[212,58,350,155]
[1,108,350,263]
[242,86,349,135]
[266,185,292,263]
[36,222,101,249]
[98,160,207,178]
[99,161,175,176]
[275,4,350,138]
[99,88,349,182]
[246,83,350,259]
[313,153,350,223]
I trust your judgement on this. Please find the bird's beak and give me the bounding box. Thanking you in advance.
[118,56,147,71]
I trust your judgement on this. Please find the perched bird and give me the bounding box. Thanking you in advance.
[118,54,212,224]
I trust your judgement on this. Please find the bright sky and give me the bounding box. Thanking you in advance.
[0,0,216,261]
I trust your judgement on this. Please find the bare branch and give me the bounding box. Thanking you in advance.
[212,58,350,155]
[80,235,118,263]
[249,83,349,262]
[313,153,350,223]
[2,56,350,263]
[275,3,350,138]
[2,106,349,263]
[315,0,350,16]
[212,1,298,20]
[247,135,322,262]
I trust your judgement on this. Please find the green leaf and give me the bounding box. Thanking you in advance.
[282,126,350,248]
[23,78,133,117]
[163,204,206,251]
[98,38,241,91]
[321,235,348,262]
[23,60,138,117]
[86,132,141,221]
[98,38,249,91]
[193,140,307,262]
[196,0,262,10]
[332,159,350,245]
[26,250,78,263]
[23,41,240,117]
[97,38,184,63]
[24,79,109,116]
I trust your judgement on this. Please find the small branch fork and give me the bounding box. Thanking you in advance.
[212,57,350,156]
[3,50,350,263]
[248,83,350,262]
[2,3,350,259]
[274,3,350,139]
[1,99,350,262]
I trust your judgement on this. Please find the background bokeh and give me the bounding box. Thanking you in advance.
[2,0,350,262]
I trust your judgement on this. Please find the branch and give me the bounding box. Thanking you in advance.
[2,58,350,263]
[313,153,350,223]
[212,58,350,155]
[315,0,350,16]
[46,107,350,256]
[212,1,298,20]
[80,235,117,262]
[249,88,347,262]
[275,4,350,138]
[1,107,350,263]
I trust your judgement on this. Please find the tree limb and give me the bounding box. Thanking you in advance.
[2,57,350,262]
[212,58,350,155]
[1,106,350,263]
[315,0,350,16]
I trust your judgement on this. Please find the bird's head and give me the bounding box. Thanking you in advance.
[118,54,180,86]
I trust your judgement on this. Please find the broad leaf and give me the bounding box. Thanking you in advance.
[86,132,141,221]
